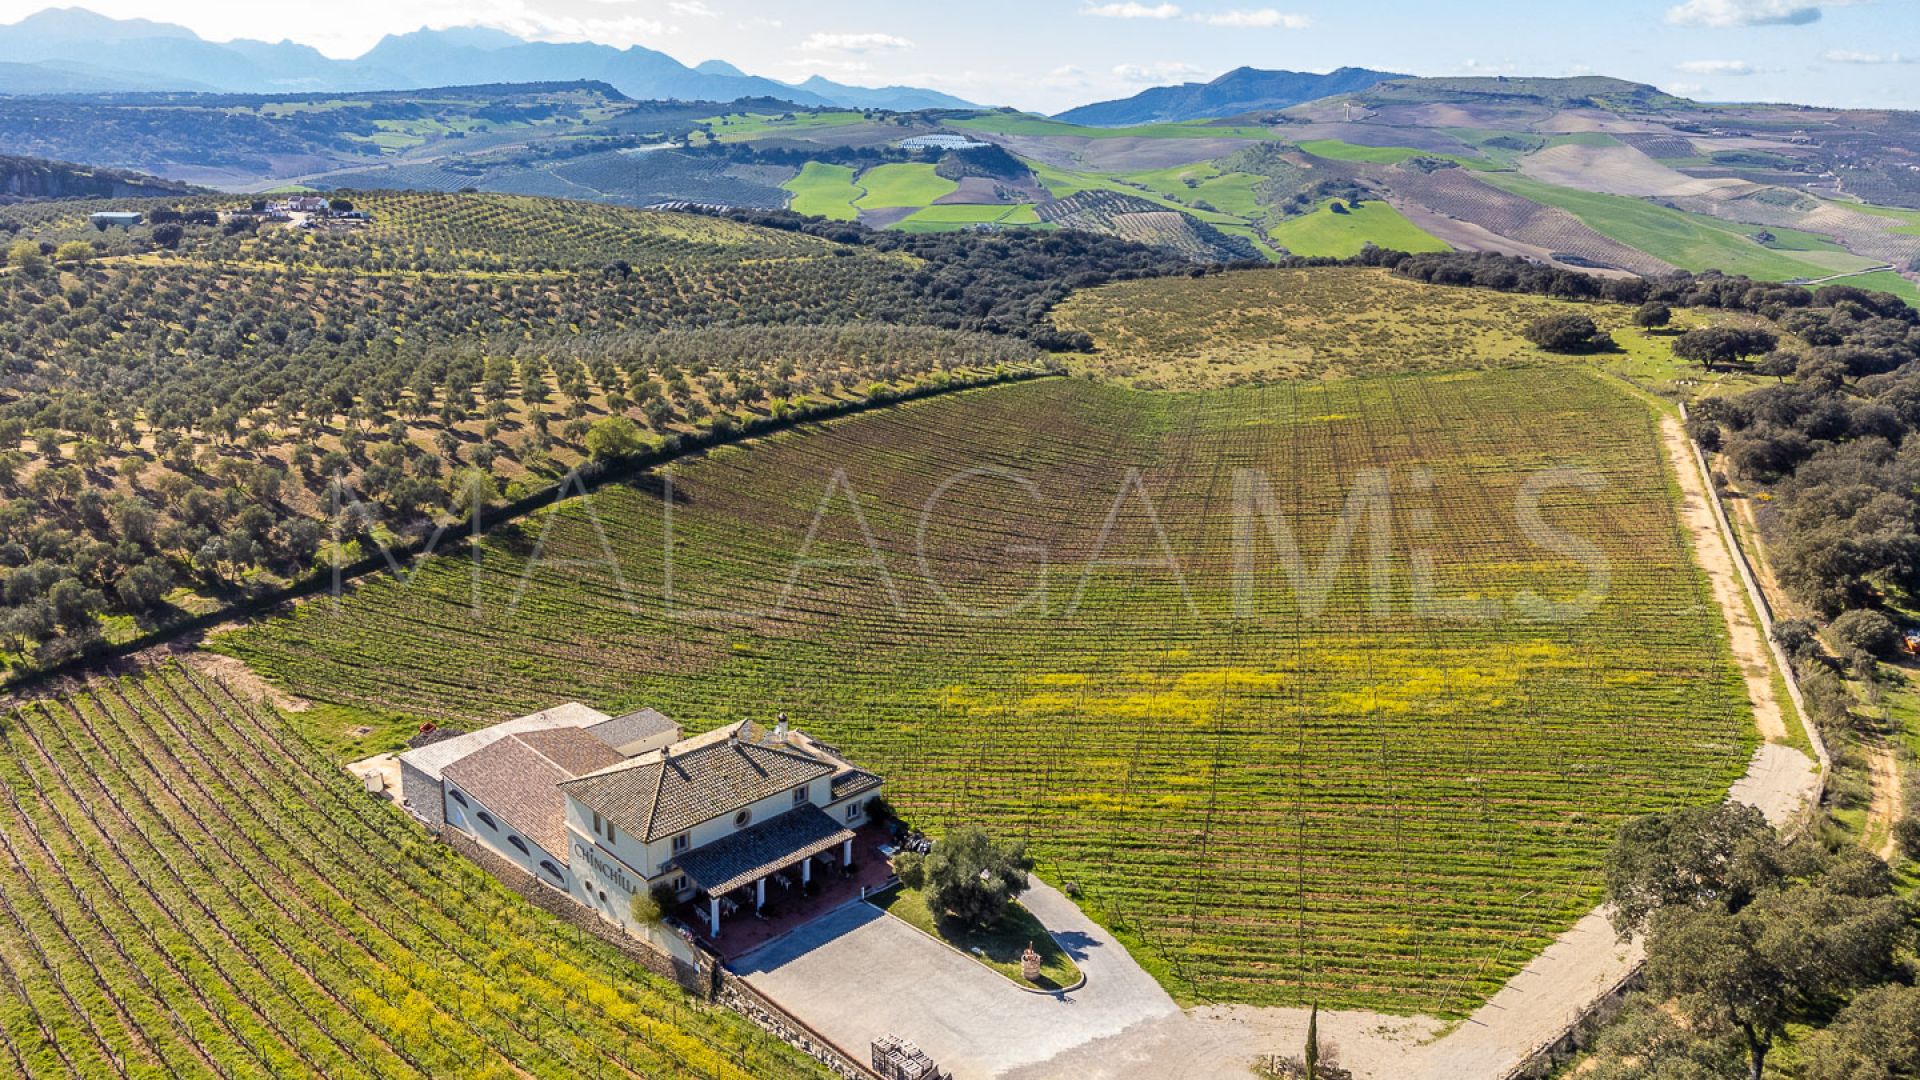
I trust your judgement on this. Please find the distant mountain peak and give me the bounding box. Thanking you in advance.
[7,5,196,40]
[1056,66,1407,126]
[0,6,973,107]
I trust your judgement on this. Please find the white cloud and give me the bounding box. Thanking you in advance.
[1664,0,1847,27]
[1043,64,1091,87]
[1113,61,1213,83]
[1823,48,1910,63]
[668,1,717,16]
[1082,2,1183,19]
[1459,58,1518,74]
[801,31,913,52]
[1191,9,1309,28]
[1678,59,1757,74]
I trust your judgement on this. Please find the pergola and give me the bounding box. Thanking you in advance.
[674,804,856,938]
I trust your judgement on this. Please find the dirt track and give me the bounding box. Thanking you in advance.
[1660,416,1787,742]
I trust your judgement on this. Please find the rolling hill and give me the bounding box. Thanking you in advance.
[1055,66,1404,126]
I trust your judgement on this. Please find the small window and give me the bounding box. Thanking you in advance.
[792,786,808,806]
[539,860,563,883]
[508,835,529,856]
[448,789,468,808]
[477,811,497,831]
[671,833,690,853]
[734,809,752,829]
[846,802,862,822]
[672,874,687,893]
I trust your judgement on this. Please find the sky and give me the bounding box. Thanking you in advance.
[3,0,1917,113]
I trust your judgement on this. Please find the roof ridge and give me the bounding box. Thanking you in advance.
[647,749,670,837]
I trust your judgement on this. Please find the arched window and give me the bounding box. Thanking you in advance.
[448,789,468,807]
[508,835,529,856]
[476,810,497,831]
[540,860,563,883]
[734,808,752,829]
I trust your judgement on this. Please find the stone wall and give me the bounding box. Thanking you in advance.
[715,968,879,1080]
[439,827,879,1078]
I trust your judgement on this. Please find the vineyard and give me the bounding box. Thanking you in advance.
[0,661,829,1079]
[224,370,1753,1015]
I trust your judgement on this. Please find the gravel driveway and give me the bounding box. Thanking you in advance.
[733,880,1179,1079]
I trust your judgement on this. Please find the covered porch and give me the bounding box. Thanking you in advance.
[676,816,896,961]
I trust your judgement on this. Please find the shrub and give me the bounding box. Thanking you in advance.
[1633,302,1672,329]
[1894,814,1920,860]
[1829,609,1898,658]
[1522,314,1611,353]
[53,240,94,264]
[914,825,1034,929]
[5,238,46,275]
[585,416,645,462]
[1758,618,1820,661]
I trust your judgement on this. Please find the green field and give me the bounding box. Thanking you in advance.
[1267,199,1449,258]
[892,203,1024,232]
[853,163,959,210]
[699,110,867,143]
[1118,164,1270,221]
[225,365,1750,1016]
[0,663,825,1079]
[782,161,862,220]
[1480,173,1885,282]
[1298,139,1500,171]
[946,114,1281,141]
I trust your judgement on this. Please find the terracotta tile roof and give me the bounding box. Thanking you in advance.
[517,726,626,776]
[584,707,679,748]
[396,701,611,780]
[671,805,856,896]
[444,728,624,858]
[561,730,835,842]
[830,769,883,801]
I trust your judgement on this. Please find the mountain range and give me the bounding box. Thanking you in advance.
[0,7,977,111]
[1054,66,1406,126]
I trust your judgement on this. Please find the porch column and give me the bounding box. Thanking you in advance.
[801,858,811,886]
[842,838,853,865]
[755,877,766,911]
[708,896,720,938]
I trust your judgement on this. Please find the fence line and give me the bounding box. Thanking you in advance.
[1677,403,1831,782]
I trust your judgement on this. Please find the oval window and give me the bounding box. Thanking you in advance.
[734,809,752,828]
[477,811,496,830]
[540,861,562,882]
[508,835,529,855]
[448,789,468,807]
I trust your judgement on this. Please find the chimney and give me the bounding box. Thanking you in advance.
[774,712,789,742]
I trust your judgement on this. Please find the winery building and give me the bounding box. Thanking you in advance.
[397,704,883,944]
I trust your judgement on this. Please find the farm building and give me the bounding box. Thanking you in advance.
[400,704,883,946]
[395,702,679,828]
[88,211,142,228]
[562,716,884,940]
[896,133,990,151]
